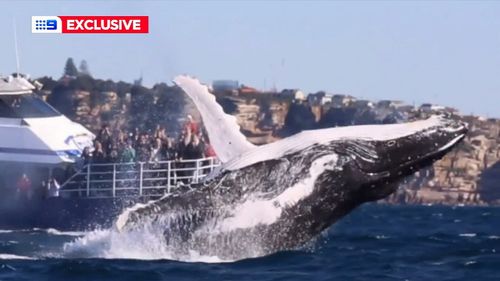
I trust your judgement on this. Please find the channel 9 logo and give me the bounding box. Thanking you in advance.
[32,16,62,33]
[31,16,148,34]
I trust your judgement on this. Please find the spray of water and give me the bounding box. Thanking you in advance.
[62,207,264,262]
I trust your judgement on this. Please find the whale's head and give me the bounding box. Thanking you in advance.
[349,118,466,202]
[251,116,469,249]
[313,115,468,205]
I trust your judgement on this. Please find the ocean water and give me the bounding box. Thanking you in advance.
[0,205,498,281]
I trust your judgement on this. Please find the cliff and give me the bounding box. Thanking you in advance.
[39,75,190,135]
[390,116,500,205]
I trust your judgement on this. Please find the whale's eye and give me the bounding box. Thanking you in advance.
[387,140,396,147]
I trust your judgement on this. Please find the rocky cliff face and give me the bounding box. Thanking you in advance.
[43,76,190,136]
[215,92,500,206]
[214,93,289,144]
[390,116,500,205]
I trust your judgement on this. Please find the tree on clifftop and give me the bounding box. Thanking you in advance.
[79,60,91,76]
[64,58,78,77]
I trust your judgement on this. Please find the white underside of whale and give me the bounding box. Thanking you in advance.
[173,75,462,172]
[214,154,339,232]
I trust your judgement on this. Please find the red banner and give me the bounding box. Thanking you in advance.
[58,16,148,33]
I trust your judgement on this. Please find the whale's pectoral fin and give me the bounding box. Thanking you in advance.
[173,75,256,163]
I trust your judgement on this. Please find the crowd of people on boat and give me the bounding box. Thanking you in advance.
[10,115,218,201]
[80,115,216,166]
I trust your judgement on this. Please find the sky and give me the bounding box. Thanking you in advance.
[1,1,499,117]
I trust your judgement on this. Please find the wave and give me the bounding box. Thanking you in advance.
[62,229,229,263]
[459,233,477,237]
[0,253,35,260]
[0,228,86,236]
[42,228,87,237]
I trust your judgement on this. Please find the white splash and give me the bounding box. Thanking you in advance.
[63,228,230,263]
[459,233,477,237]
[30,228,86,237]
[115,202,150,231]
[0,254,34,260]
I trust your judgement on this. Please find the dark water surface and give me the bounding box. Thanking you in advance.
[0,205,498,281]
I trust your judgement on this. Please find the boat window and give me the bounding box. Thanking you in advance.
[0,95,61,118]
[0,99,18,118]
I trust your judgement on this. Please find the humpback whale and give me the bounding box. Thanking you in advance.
[115,76,467,261]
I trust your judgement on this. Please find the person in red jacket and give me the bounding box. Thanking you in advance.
[16,173,32,200]
[204,143,217,158]
[184,115,199,136]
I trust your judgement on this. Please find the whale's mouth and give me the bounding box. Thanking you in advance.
[354,121,468,202]
[392,130,466,175]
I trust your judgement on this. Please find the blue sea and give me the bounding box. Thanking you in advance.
[0,205,498,281]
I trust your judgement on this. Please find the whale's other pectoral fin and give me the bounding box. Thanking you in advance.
[173,75,256,163]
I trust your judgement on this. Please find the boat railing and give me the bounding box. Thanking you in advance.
[59,157,221,199]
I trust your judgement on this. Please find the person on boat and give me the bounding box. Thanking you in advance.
[182,134,205,182]
[81,146,92,166]
[47,177,60,198]
[136,134,151,162]
[107,142,120,163]
[92,141,107,164]
[161,138,177,161]
[201,138,217,175]
[120,140,136,163]
[96,125,113,152]
[184,134,204,160]
[153,125,168,141]
[184,115,199,135]
[150,137,163,162]
[16,173,32,201]
[200,135,216,158]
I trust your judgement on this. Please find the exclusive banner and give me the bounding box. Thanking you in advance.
[32,16,149,34]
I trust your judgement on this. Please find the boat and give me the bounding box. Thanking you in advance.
[0,74,219,230]
[0,73,94,164]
